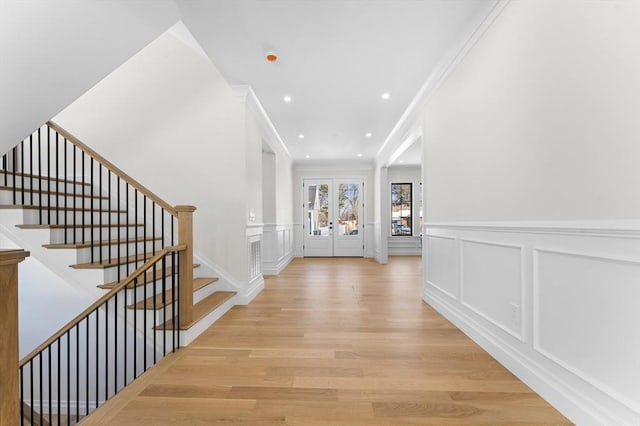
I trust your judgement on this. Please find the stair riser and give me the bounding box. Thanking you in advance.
[22,209,128,225]
[0,173,95,194]
[103,262,165,283]
[49,226,148,243]
[76,241,164,264]
[0,190,109,209]
[125,279,177,305]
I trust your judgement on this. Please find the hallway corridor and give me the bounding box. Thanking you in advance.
[83,257,570,425]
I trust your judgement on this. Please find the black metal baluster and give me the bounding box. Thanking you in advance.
[175,251,180,349]
[47,127,51,224]
[162,255,167,355]
[38,128,42,223]
[64,139,68,244]
[29,134,33,205]
[19,366,24,426]
[55,132,59,225]
[115,283,118,395]
[95,309,99,409]
[73,145,77,244]
[90,158,94,264]
[12,146,17,204]
[82,151,85,244]
[39,352,43,426]
[29,359,33,426]
[21,139,24,205]
[3,153,6,186]
[143,197,147,370]
[105,299,109,402]
[117,176,121,282]
[134,189,138,271]
[67,330,70,425]
[152,204,157,364]
[126,183,130,276]
[57,339,61,426]
[48,345,52,423]
[108,172,112,262]
[85,317,89,416]
[134,276,138,379]
[99,163,103,263]
[123,279,127,388]
[76,325,80,423]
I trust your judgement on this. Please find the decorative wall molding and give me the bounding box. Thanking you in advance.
[262,223,294,275]
[375,0,510,166]
[232,84,292,160]
[424,222,640,425]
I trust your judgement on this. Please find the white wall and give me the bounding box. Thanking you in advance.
[422,1,640,424]
[387,166,422,255]
[0,0,180,152]
[424,0,640,222]
[54,29,250,284]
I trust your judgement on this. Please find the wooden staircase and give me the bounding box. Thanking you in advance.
[3,122,239,425]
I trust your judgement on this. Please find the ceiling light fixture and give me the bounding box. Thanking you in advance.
[357,153,363,158]
[265,50,278,62]
[298,133,305,139]
[398,160,404,164]
[365,132,372,138]
[283,95,292,103]
[305,154,310,159]
[381,92,390,100]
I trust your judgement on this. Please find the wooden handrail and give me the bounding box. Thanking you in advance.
[47,120,177,216]
[19,244,186,367]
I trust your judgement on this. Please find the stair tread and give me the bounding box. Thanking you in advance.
[0,204,126,213]
[129,277,219,309]
[43,237,161,249]
[72,252,155,269]
[98,263,201,289]
[0,169,91,186]
[17,223,144,229]
[157,291,236,331]
[0,185,107,199]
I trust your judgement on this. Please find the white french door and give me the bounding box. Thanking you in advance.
[303,179,364,257]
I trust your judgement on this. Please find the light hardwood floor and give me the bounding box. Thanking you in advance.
[82,256,571,425]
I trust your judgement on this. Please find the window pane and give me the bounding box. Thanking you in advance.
[307,184,329,236]
[337,183,359,236]
[391,183,412,236]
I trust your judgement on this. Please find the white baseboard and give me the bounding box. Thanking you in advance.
[236,276,264,305]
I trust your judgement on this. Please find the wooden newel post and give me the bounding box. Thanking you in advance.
[175,206,196,330]
[0,249,29,426]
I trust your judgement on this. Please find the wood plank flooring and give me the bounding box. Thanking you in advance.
[81,256,571,425]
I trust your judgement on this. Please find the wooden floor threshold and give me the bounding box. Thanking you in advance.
[129,277,219,309]
[157,291,236,331]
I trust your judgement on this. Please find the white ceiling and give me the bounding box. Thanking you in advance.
[175,0,497,164]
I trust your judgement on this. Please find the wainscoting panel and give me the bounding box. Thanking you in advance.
[534,248,640,415]
[460,239,524,340]
[425,235,457,299]
[424,222,640,426]
[262,224,294,275]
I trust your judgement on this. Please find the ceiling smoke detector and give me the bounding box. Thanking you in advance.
[265,51,278,62]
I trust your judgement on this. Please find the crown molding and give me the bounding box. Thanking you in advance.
[232,84,292,161]
[375,0,510,168]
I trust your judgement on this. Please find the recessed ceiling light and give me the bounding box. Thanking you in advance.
[283,95,292,103]
[357,153,363,158]
[365,132,372,138]
[381,93,391,100]
[305,154,310,159]
[398,160,404,164]
[298,133,305,139]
